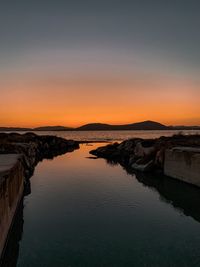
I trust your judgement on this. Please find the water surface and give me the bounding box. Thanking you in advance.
[10,129,200,142]
[2,143,200,267]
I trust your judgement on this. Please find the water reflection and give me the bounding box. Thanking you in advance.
[1,143,200,267]
[107,159,200,224]
[135,172,200,224]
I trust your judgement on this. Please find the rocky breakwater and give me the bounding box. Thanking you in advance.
[164,147,200,187]
[90,134,200,184]
[0,132,79,181]
[0,132,79,259]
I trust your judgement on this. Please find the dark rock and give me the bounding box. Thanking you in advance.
[131,160,154,172]
[90,134,200,173]
[0,133,79,181]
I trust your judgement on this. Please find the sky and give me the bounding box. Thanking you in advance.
[0,0,199,127]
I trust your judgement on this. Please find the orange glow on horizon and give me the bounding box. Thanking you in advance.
[1,73,199,127]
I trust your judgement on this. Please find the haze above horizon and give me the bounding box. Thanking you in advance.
[1,0,199,127]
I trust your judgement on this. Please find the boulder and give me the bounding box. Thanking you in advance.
[131,160,154,172]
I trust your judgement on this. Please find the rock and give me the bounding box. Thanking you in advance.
[129,154,137,165]
[134,142,155,158]
[90,143,120,159]
[155,148,165,168]
[131,160,154,172]
[90,134,200,177]
[117,139,137,152]
[0,133,80,180]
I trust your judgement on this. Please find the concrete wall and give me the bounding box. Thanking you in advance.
[0,154,24,258]
[164,147,200,187]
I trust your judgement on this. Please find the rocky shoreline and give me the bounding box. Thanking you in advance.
[90,134,200,179]
[0,132,79,259]
[1,132,199,185]
[0,132,79,182]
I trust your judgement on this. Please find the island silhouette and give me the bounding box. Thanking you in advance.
[0,120,199,131]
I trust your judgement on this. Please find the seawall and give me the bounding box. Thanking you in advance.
[0,154,24,258]
[90,135,200,187]
[164,147,200,187]
[0,133,80,260]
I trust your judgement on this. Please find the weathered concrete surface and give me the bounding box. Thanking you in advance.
[0,132,80,180]
[0,154,24,258]
[164,147,200,186]
[90,135,200,186]
[0,133,80,260]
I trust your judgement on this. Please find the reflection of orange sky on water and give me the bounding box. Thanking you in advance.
[1,73,199,127]
[37,143,114,179]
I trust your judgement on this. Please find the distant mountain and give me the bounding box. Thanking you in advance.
[168,125,200,130]
[77,123,113,131]
[76,120,168,131]
[0,121,199,132]
[0,126,73,132]
[34,126,73,131]
[122,120,167,130]
[0,127,31,131]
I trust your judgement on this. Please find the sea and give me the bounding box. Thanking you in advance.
[1,130,200,267]
[12,129,200,142]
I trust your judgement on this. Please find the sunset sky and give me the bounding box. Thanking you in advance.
[0,0,199,127]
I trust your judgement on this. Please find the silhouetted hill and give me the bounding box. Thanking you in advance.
[122,120,167,130]
[0,127,31,131]
[76,120,168,131]
[0,126,73,131]
[34,126,73,131]
[168,125,200,130]
[0,121,199,132]
[77,123,113,131]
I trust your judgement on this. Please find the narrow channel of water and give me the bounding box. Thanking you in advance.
[2,143,200,267]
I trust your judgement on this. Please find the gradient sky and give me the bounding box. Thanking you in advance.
[0,0,199,127]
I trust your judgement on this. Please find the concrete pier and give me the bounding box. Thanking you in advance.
[0,154,24,258]
[0,133,80,261]
[164,147,200,187]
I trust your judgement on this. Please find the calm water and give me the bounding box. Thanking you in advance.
[2,143,200,267]
[13,129,200,141]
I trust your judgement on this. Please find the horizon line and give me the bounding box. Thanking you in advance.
[0,120,200,129]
